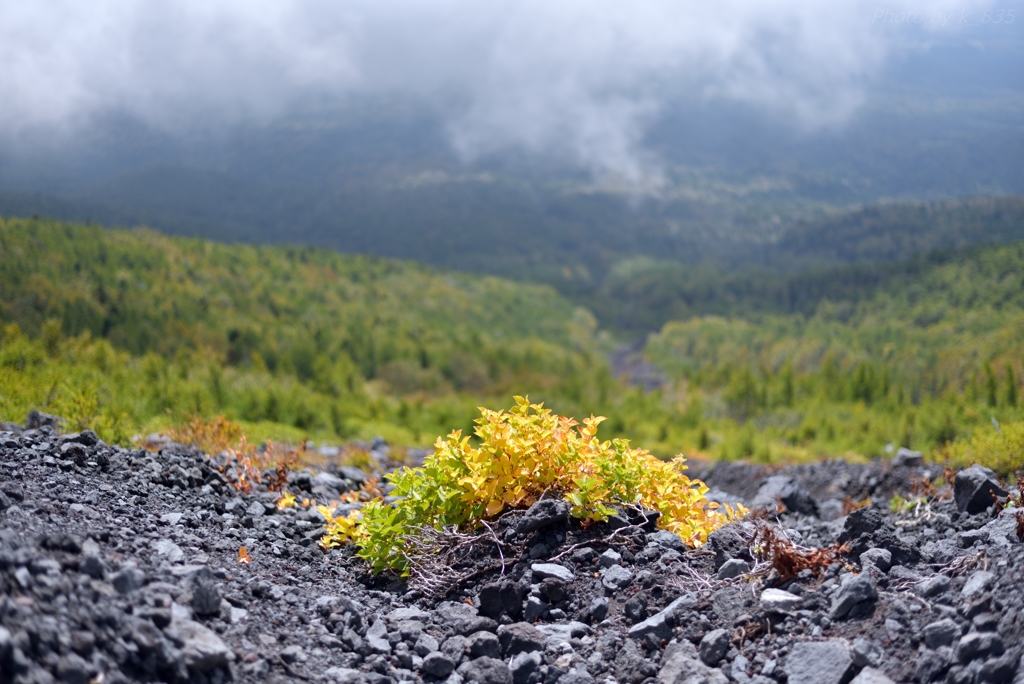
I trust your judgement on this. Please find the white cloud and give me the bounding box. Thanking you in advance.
[0,0,994,180]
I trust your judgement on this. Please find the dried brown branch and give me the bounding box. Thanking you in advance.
[755,526,849,582]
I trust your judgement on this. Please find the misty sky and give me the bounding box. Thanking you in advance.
[1,0,1021,182]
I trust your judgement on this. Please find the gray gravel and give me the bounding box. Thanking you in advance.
[2,419,1024,684]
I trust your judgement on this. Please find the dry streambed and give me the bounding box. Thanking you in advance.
[1,417,1022,684]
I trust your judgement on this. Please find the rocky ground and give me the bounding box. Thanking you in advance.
[1,413,1023,684]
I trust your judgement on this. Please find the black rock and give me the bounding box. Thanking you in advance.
[40,533,82,554]
[698,628,729,666]
[647,530,687,552]
[55,652,91,684]
[717,558,750,580]
[190,574,223,616]
[25,410,62,431]
[859,548,892,572]
[74,430,100,447]
[953,465,1007,514]
[442,635,469,663]
[623,596,647,623]
[79,555,106,580]
[841,507,886,540]
[754,475,819,516]
[970,612,999,633]
[422,651,457,678]
[468,631,501,660]
[110,565,145,594]
[923,619,960,649]
[960,571,995,599]
[587,597,609,623]
[707,523,755,571]
[892,448,924,467]
[840,508,920,566]
[977,652,1017,683]
[502,579,529,620]
[557,671,595,684]
[59,442,88,465]
[0,481,24,501]
[914,574,951,598]
[606,506,660,532]
[498,623,545,658]
[517,499,570,535]
[509,650,542,684]
[831,574,879,620]
[915,647,954,682]
[365,618,392,654]
[414,633,439,657]
[479,582,505,618]
[539,577,570,603]
[338,466,370,485]
[280,644,305,663]
[956,632,1003,663]
[785,640,854,684]
[627,595,695,641]
[460,656,513,684]
[601,565,633,592]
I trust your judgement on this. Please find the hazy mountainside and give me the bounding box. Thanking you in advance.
[3,180,1023,335]
[772,196,1024,265]
[0,166,815,280]
[1,74,1021,310]
[574,196,1024,330]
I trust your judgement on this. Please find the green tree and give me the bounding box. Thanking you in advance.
[985,362,999,407]
[780,361,795,407]
[725,367,761,419]
[1007,365,1018,408]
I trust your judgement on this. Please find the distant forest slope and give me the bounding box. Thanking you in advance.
[592,196,1024,330]
[0,217,615,445]
[3,162,1022,279]
[638,239,1024,464]
[772,196,1024,264]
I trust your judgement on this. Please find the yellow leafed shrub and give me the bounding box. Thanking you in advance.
[320,396,743,575]
[938,419,1024,477]
[166,415,246,455]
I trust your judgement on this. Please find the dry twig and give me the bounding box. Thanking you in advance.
[403,525,522,599]
[548,523,646,562]
[754,525,849,581]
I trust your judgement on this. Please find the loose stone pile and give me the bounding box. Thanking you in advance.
[1,414,1022,684]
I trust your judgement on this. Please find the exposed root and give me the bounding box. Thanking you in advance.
[889,550,989,592]
[939,549,989,577]
[402,525,522,600]
[547,523,647,562]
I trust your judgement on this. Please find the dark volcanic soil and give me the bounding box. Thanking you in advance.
[1,417,1023,684]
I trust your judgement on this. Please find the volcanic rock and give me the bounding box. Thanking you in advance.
[953,465,1007,514]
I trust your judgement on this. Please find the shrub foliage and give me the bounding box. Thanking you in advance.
[319,397,741,575]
